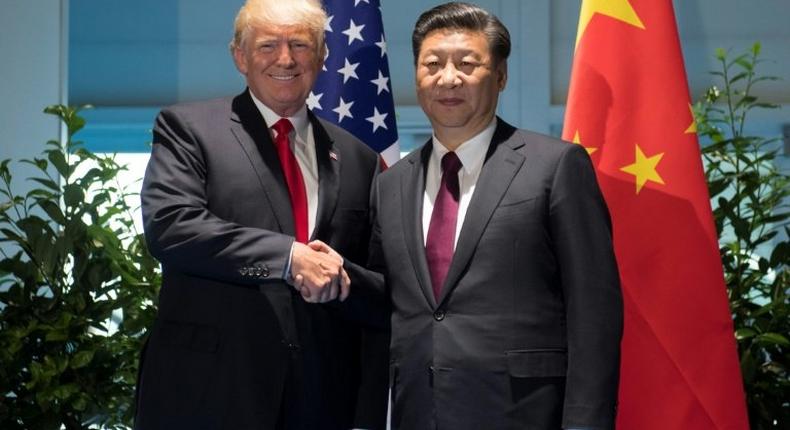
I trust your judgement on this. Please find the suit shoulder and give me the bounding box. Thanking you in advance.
[160,96,234,117]
[156,96,235,131]
[511,127,590,162]
[316,117,378,159]
[491,118,574,156]
[377,145,422,186]
[514,128,574,153]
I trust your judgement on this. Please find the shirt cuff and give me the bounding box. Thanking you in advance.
[283,241,295,282]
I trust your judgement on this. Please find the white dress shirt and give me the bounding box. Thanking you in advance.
[250,91,319,239]
[422,118,497,249]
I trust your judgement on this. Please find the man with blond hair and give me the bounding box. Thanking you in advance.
[134,0,388,428]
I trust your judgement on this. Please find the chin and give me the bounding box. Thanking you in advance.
[432,115,469,128]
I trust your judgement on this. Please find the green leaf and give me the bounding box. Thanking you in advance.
[707,178,728,198]
[44,329,69,342]
[37,200,66,225]
[735,95,758,110]
[769,242,788,267]
[70,350,94,369]
[752,102,780,110]
[20,157,49,172]
[755,333,790,347]
[752,76,780,84]
[735,328,757,340]
[71,394,88,411]
[0,200,14,214]
[28,177,61,192]
[763,212,790,224]
[63,184,85,208]
[729,72,749,85]
[51,383,80,400]
[733,57,753,71]
[751,42,761,56]
[47,150,69,179]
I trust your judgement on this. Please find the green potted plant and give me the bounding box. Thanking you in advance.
[0,105,160,429]
[695,42,789,429]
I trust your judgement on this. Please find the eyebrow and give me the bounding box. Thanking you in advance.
[421,49,483,60]
[254,34,314,44]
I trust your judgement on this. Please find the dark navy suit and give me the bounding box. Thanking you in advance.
[135,90,388,430]
[367,118,623,430]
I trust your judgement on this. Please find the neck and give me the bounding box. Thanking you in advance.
[432,115,495,151]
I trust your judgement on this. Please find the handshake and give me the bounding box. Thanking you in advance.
[289,240,350,304]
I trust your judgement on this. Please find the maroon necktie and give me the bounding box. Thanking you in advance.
[425,152,462,301]
[272,118,308,243]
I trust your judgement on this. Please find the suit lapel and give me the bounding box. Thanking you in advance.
[309,112,340,241]
[402,144,437,308]
[438,119,525,305]
[229,91,294,235]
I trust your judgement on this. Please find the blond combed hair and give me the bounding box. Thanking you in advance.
[229,0,327,52]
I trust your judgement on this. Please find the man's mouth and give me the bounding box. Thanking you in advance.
[270,74,298,81]
[437,98,463,106]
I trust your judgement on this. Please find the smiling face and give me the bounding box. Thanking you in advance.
[233,24,323,117]
[416,29,507,149]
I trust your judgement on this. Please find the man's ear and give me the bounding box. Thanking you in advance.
[232,46,248,75]
[497,60,508,91]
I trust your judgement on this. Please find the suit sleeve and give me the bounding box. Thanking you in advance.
[548,144,623,429]
[334,165,389,329]
[328,158,390,430]
[351,168,390,430]
[141,107,293,285]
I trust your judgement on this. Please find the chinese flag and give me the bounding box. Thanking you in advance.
[562,1,749,429]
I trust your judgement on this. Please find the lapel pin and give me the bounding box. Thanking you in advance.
[329,151,338,161]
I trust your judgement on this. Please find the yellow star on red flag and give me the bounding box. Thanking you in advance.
[572,130,598,154]
[620,144,665,194]
[685,104,697,134]
[563,1,751,427]
[576,0,645,48]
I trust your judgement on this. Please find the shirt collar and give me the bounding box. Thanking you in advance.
[431,117,497,175]
[248,89,310,140]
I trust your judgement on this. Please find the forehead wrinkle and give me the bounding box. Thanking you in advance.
[253,34,315,45]
[419,32,489,59]
[246,25,316,46]
[423,47,480,57]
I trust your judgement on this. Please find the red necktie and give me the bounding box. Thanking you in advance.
[425,152,462,301]
[272,118,308,243]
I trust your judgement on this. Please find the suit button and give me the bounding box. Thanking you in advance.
[261,265,270,278]
[433,309,445,321]
[281,339,301,351]
[238,267,249,276]
[253,266,262,277]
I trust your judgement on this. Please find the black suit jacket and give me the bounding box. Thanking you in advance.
[368,118,623,430]
[135,91,388,430]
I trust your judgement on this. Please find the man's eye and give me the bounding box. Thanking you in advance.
[458,61,478,73]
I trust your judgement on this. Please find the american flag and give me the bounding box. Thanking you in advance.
[311,0,400,166]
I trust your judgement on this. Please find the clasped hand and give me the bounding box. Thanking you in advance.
[290,240,350,303]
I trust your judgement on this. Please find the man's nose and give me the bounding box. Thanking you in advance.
[276,44,296,66]
[437,63,461,87]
